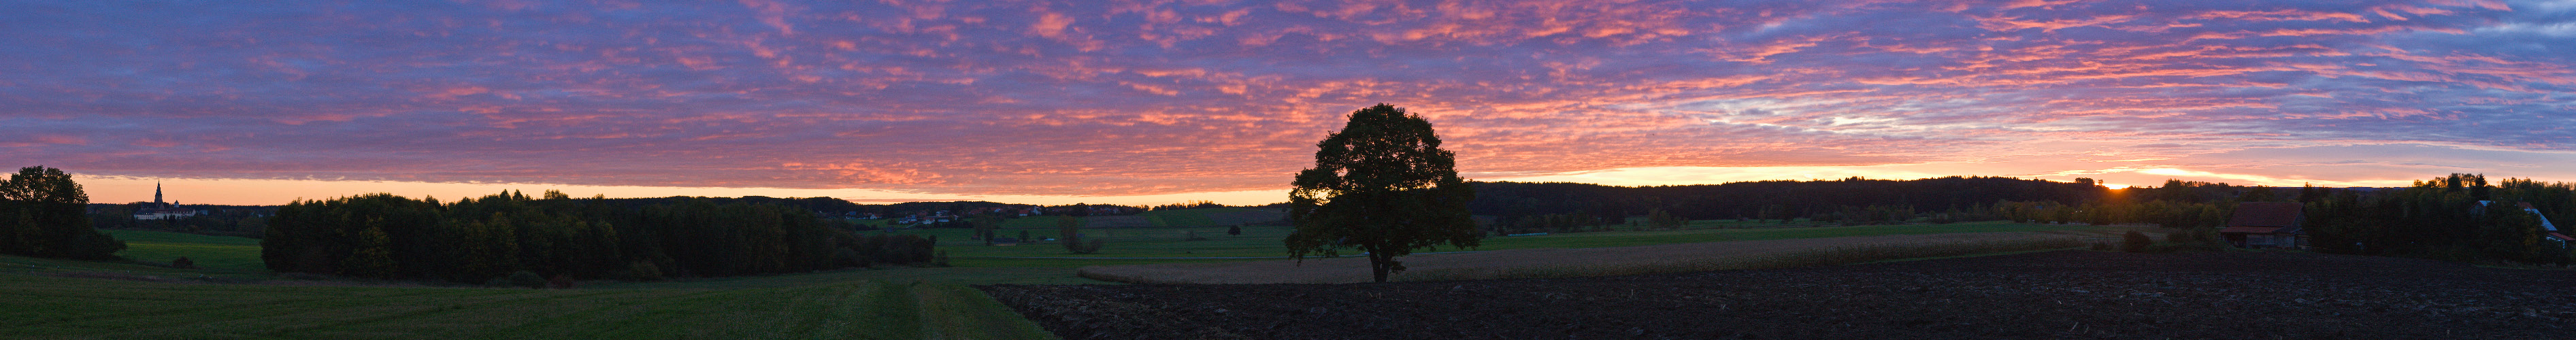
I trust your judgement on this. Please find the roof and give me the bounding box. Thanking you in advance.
[2228,202,2305,228]
[2550,233,2575,242]
[2528,208,2558,232]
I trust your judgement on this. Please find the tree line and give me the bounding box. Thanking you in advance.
[1981,174,2573,264]
[2303,174,2574,264]
[1472,176,2111,230]
[263,190,938,283]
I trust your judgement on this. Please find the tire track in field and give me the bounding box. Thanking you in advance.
[914,284,1049,340]
[467,282,914,339]
[252,290,640,339]
[465,288,746,338]
[783,282,891,338]
[1,284,454,329]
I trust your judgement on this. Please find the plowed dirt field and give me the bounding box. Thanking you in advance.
[984,250,2576,339]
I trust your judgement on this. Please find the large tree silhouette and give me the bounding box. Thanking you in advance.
[0,166,123,260]
[1286,104,1478,283]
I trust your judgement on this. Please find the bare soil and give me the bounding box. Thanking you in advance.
[983,250,2576,339]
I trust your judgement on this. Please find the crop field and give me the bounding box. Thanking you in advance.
[1074,229,2124,284]
[993,250,2576,340]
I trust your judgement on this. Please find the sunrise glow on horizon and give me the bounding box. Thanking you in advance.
[10,0,2575,206]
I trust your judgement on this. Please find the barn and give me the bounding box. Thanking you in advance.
[2219,202,2305,249]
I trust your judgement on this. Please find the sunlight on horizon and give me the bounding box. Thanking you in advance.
[81,163,2439,206]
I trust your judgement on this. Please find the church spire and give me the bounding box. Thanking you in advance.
[154,182,165,206]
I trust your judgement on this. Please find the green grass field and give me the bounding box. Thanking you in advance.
[982,207,1285,229]
[103,229,268,272]
[0,273,1051,340]
[10,230,1063,339]
[7,218,2124,339]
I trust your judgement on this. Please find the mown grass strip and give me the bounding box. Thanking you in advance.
[912,284,1059,340]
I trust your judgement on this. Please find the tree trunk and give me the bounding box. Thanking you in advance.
[1368,251,1391,283]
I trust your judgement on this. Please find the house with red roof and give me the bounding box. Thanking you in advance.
[2219,202,2305,249]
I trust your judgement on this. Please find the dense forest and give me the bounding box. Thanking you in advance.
[262,190,938,284]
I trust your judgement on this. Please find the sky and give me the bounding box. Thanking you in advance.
[5,0,2574,206]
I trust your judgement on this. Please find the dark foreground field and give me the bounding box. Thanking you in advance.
[982,250,2576,339]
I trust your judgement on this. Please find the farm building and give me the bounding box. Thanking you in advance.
[2511,202,2575,245]
[2219,202,2305,249]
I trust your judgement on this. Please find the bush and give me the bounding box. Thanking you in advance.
[170,256,195,269]
[506,271,546,288]
[626,260,665,282]
[834,248,866,268]
[2120,231,2153,252]
[1066,239,1105,254]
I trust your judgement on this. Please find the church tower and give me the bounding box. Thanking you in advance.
[154,182,165,207]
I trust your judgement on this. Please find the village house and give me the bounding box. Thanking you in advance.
[2219,202,2305,249]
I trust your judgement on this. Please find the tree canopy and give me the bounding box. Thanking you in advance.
[0,166,124,260]
[1286,104,1478,283]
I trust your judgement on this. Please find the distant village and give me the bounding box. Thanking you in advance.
[853,205,1147,226]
